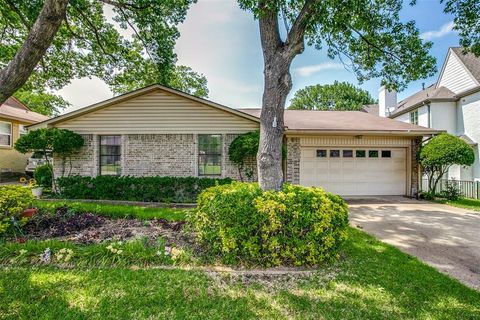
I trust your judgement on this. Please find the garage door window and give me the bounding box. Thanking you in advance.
[369,150,379,158]
[343,150,353,158]
[356,150,366,158]
[330,150,340,157]
[316,150,327,157]
[381,150,392,158]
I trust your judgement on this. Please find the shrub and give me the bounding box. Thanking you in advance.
[419,133,474,193]
[418,191,435,200]
[34,164,53,188]
[55,175,233,203]
[440,180,462,201]
[0,186,34,235]
[190,182,349,267]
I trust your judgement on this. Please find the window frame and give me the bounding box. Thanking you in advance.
[99,135,122,176]
[0,121,12,147]
[198,134,222,176]
[410,110,419,125]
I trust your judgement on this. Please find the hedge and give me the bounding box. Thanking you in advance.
[190,182,349,266]
[55,175,233,203]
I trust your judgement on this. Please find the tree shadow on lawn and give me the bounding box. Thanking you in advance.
[0,267,281,320]
[275,228,480,319]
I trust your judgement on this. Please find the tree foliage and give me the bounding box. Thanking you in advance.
[229,131,260,181]
[15,128,84,180]
[0,0,207,115]
[419,133,475,193]
[288,81,376,111]
[442,0,480,56]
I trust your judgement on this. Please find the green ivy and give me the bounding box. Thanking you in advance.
[55,176,233,203]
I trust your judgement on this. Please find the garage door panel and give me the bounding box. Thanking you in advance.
[300,147,406,196]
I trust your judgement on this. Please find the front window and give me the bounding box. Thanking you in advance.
[0,121,12,147]
[198,134,222,175]
[410,110,419,125]
[100,135,121,175]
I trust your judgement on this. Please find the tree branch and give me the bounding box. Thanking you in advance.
[99,0,151,11]
[284,0,320,58]
[71,4,118,62]
[0,0,69,105]
[349,27,408,66]
[116,6,154,61]
[5,0,32,30]
[258,1,283,59]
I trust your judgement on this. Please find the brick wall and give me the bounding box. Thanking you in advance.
[123,134,196,177]
[285,137,300,184]
[53,134,98,178]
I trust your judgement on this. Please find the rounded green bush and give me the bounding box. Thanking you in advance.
[34,164,53,188]
[190,182,349,267]
[0,185,34,235]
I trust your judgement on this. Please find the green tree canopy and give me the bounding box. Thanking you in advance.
[288,81,376,111]
[15,128,84,179]
[419,133,475,193]
[0,0,208,115]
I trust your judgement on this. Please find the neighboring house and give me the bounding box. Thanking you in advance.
[378,47,480,181]
[0,97,49,175]
[29,84,438,196]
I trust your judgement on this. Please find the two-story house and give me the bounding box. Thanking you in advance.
[378,47,480,181]
[0,97,49,177]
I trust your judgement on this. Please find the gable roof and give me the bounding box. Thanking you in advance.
[29,84,260,129]
[388,84,456,117]
[451,47,480,84]
[0,97,49,123]
[361,104,379,115]
[240,109,438,135]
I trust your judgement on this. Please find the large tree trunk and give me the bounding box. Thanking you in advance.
[257,55,292,191]
[0,0,69,105]
[257,7,306,191]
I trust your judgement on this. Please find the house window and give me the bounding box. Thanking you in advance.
[356,150,366,158]
[198,134,222,175]
[381,150,392,158]
[0,121,12,147]
[369,150,379,158]
[410,110,419,125]
[316,149,327,157]
[330,150,340,157]
[343,150,353,158]
[100,135,121,175]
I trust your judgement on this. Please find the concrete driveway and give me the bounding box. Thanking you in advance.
[347,196,480,291]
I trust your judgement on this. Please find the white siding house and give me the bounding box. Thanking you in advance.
[380,47,480,181]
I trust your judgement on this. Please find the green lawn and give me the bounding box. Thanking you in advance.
[1,227,479,319]
[34,200,188,221]
[435,198,480,213]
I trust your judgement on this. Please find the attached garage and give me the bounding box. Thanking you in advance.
[299,147,407,195]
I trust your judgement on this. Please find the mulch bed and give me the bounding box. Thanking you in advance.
[21,207,190,247]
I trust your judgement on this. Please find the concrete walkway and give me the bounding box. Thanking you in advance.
[347,196,480,291]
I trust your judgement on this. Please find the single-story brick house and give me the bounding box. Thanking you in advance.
[29,84,439,196]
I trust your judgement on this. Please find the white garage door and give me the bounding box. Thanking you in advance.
[300,147,407,196]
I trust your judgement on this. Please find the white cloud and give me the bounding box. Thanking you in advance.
[294,62,344,77]
[420,21,455,40]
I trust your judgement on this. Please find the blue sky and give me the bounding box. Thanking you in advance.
[58,0,461,113]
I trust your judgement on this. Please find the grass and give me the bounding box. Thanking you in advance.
[0,238,184,268]
[1,227,479,319]
[435,197,480,212]
[34,200,189,221]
